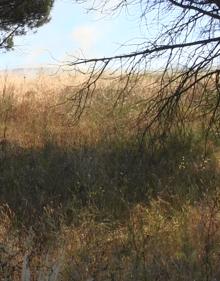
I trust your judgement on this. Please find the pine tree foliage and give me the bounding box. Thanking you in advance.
[0,0,54,50]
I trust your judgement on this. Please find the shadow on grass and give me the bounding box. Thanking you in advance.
[0,133,218,230]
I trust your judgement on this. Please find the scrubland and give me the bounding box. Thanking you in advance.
[0,71,220,281]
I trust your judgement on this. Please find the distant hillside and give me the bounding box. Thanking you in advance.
[0,66,60,77]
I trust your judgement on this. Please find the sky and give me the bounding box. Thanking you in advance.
[0,0,146,70]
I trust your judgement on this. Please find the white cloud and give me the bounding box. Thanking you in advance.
[72,25,100,51]
[23,48,46,66]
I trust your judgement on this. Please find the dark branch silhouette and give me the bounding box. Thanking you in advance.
[64,0,220,140]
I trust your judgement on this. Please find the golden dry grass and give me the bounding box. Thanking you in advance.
[0,71,219,280]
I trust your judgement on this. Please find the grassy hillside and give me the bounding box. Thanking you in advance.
[0,72,220,281]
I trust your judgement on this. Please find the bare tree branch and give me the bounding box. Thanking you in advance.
[63,0,220,140]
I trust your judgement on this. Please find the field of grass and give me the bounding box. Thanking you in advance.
[1,71,220,281]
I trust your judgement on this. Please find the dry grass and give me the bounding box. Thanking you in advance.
[2,196,220,281]
[0,71,219,280]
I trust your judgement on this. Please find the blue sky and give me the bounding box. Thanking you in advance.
[0,0,146,70]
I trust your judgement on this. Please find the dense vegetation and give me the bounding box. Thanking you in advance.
[1,0,220,280]
[0,72,220,281]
